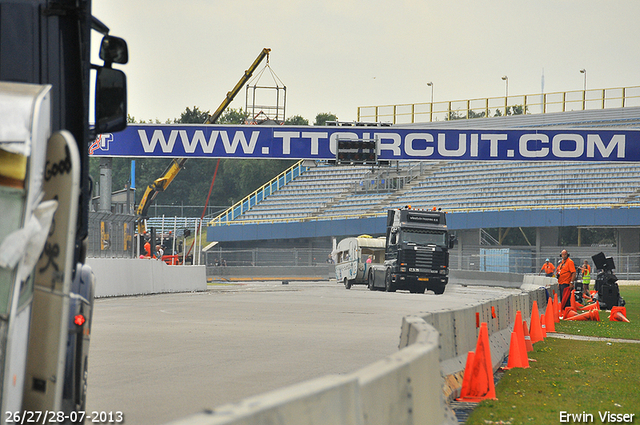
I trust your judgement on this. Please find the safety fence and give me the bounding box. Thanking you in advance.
[87,213,209,263]
[357,85,640,124]
[87,215,640,280]
[208,247,640,282]
[451,248,640,280]
[87,212,136,258]
[204,247,332,268]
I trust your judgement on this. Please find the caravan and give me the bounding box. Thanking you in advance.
[334,236,386,289]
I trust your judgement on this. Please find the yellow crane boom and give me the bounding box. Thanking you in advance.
[136,48,271,234]
[205,48,270,124]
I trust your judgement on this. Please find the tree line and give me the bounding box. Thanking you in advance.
[89,108,337,218]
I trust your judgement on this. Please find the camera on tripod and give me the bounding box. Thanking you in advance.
[591,252,625,310]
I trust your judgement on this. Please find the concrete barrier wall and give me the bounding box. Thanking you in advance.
[164,275,557,425]
[169,374,364,425]
[449,269,524,288]
[86,258,207,297]
[209,265,334,281]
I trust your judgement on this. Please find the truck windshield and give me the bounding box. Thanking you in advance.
[400,229,447,246]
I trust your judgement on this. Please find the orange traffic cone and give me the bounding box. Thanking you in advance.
[545,299,556,332]
[540,313,547,338]
[566,310,599,321]
[609,306,630,322]
[563,307,577,319]
[579,301,600,311]
[504,331,529,369]
[565,311,589,321]
[458,351,475,400]
[457,322,497,401]
[522,320,533,352]
[529,301,544,343]
[514,311,530,358]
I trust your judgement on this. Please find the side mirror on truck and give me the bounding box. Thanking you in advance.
[95,67,127,134]
[99,35,128,65]
[449,233,457,249]
[94,35,128,134]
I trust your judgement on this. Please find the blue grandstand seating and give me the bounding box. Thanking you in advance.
[220,159,640,223]
[233,164,374,222]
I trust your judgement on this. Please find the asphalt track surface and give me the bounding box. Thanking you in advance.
[84,281,520,424]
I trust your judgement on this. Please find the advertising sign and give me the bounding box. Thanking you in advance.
[90,124,640,162]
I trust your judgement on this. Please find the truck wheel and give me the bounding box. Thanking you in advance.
[344,277,352,289]
[385,270,395,292]
[432,285,446,295]
[368,272,375,291]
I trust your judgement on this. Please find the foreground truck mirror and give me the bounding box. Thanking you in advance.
[99,35,128,65]
[95,67,127,134]
[449,234,457,249]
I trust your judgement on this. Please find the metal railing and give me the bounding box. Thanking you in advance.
[208,159,307,226]
[357,86,640,124]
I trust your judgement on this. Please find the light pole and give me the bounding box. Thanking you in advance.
[580,69,587,109]
[501,76,508,115]
[427,82,434,122]
[580,69,587,91]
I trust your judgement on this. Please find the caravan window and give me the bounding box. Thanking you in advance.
[362,248,383,264]
[337,250,350,263]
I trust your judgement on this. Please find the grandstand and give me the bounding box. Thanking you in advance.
[207,159,640,224]
[208,106,640,227]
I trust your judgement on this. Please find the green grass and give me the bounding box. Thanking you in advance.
[465,286,640,424]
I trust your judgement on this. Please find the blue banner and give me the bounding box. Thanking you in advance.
[89,124,640,161]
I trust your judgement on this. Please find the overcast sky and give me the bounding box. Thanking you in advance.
[93,0,640,124]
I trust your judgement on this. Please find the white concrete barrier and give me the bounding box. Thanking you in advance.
[356,317,457,425]
[167,375,363,425]
[86,258,206,297]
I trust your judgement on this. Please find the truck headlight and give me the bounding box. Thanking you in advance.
[400,267,407,272]
[439,269,447,275]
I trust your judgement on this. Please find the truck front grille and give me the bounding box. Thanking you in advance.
[404,249,446,269]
